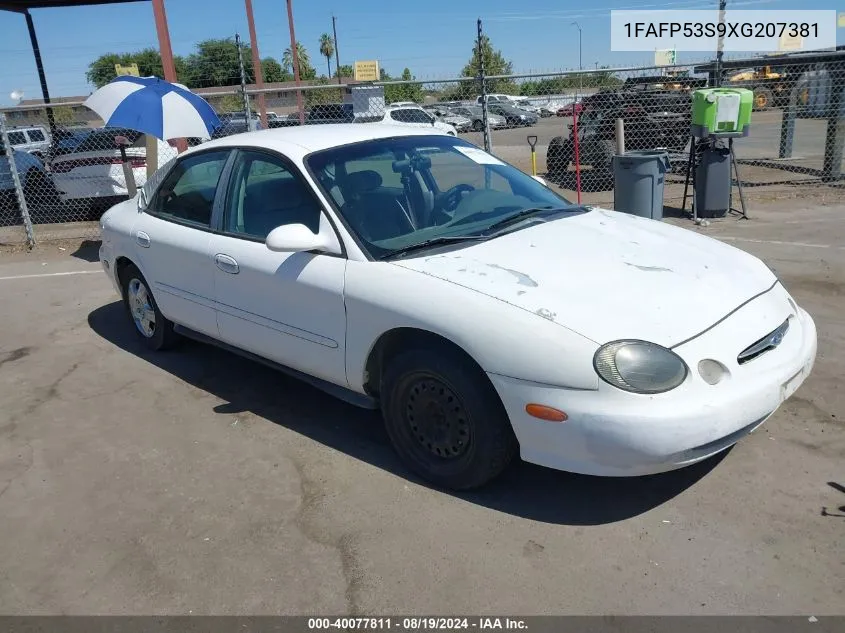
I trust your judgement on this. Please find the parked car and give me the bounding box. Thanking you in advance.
[547,81,695,177]
[475,94,520,106]
[211,112,263,139]
[1,136,59,226]
[98,125,817,491]
[514,99,543,116]
[533,102,560,117]
[307,103,356,125]
[365,106,457,135]
[449,105,508,131]
[487,103,538,127]
[5,125,51,160]
[422,106,472,133]
[267,112,303,128]
[49,127,174,208]
[556,101,584,117]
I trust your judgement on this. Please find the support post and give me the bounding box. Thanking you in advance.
[151,0,186,153]
[23,10,55,141]
[245,0,268,129]
[287,0,305,125]
[615,118,625,155]
[0,113,35,248]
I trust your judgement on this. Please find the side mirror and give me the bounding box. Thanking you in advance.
[265,218,342,255]
[531,175,548,187]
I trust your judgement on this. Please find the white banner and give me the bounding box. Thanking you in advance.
[610,10,836,52]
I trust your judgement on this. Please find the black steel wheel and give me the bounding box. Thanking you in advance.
[380,346,518,490]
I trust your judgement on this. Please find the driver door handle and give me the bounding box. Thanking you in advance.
[214,253,239,275]
[136,231,150,248]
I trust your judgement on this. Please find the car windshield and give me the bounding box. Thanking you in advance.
[306,135,582,259]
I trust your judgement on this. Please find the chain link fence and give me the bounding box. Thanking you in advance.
[2,51,845,248]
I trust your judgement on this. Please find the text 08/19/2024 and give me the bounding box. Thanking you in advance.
[610,9,836,52]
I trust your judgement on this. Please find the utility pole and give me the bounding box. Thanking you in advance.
[235,33,253,130]
[286,0,304,123]
[244,0,267,129]
[332,15,342,85]
[714,0,727,87]
[572,21,582,96]
[477,18,491,153]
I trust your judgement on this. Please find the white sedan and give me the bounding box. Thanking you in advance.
[98,124,817,490]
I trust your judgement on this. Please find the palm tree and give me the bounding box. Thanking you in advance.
[319,33,334,79]
[282,41,311,77]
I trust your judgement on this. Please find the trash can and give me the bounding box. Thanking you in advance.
[695,138,731,218]
[613,150,670,220]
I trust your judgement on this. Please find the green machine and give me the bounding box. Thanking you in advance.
[682,87,753,221]
[691,88,754,138]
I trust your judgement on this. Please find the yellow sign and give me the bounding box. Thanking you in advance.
[778,34,803,51]
[114,63,140,77]
[353,60,380,82]
[839,12,845,27]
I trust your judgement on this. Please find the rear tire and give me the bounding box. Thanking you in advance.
[119,263,179,351]
[380,346,518,490]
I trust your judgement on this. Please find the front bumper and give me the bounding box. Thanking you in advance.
[488,291,818,477]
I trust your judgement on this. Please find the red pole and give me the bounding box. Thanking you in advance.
[286,0,304,124]
[151,0,186,153]
[572,106,581,204]
[245,0,268,130]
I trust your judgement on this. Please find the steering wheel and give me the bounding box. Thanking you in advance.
[439,184,475,213]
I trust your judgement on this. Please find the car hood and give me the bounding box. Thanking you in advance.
[391,208,777,347]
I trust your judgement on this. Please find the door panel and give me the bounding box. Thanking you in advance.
[210,237,348,385]
[211,148,348,386]
[134,214,218,336]
[133,149,231,337]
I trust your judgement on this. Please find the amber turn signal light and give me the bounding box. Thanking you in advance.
[525,404,568,422]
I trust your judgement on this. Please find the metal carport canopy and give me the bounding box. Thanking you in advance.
[0,0,176,138]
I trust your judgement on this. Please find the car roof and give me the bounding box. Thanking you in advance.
[185,124,452,160]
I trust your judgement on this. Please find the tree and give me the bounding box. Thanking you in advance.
[335,64,354,79]
[384,67,423,104]
[52,106,76,126]
[86,48,187,88]
[218,93,245,113]
[283,41,316,80]
[261,57,289,83]
[182,38,246,88]
[87,41,286,90]
[458,35,516,97]
[318,33,334,80]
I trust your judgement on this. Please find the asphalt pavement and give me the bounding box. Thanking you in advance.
[0,201,843,615]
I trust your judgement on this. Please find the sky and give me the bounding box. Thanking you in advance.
[1,0,843,105]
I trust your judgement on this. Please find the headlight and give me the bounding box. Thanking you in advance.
[593,340,688,394]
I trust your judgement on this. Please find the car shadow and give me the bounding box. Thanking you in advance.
[88,301,726,526]
[70,239,101,263]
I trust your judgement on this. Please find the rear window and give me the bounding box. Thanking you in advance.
[8,131,26,145]
[27,129,45,142]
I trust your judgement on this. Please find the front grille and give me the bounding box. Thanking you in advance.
[737,318,790,365]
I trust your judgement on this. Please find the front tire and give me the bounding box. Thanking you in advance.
[119,263,179,351]
[380,347,518,490]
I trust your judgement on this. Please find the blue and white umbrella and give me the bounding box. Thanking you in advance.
[83,76,221,140]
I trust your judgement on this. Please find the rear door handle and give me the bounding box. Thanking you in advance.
[136,231,150,248]
[214,253,239,274]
